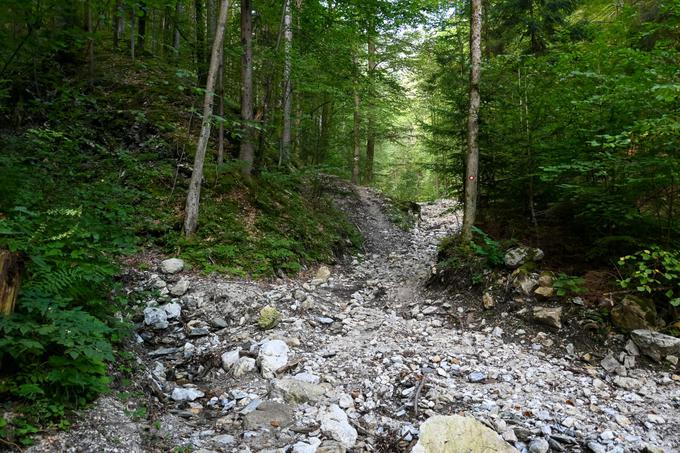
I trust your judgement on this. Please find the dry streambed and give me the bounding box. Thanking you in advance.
[28,184,679,453]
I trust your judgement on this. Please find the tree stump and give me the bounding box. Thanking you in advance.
[0,250,22,315]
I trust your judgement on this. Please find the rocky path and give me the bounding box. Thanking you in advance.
[30,182,678,453]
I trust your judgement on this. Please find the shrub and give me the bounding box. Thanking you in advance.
[618,246,680,307]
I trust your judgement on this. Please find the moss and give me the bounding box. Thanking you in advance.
[257,306,280,330]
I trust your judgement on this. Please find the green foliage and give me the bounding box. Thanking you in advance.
[419,0,680,263]
[0,206,131,445]
[469,226,505,267]
[175,171,361,278]
[553,273,587,297]
[436,227,503,287]
[618,246,680,307]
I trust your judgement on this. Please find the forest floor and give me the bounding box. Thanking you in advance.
[27,178,678,453]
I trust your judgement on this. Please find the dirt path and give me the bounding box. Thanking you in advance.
[28,181,678,453]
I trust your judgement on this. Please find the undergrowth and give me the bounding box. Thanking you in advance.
[0,54,361,445]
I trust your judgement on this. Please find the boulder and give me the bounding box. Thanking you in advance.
[258,306,281,330]
[144,307,168,329]
[534,286,555,299]
[171,387,204,402]
[233,357,256,377]
[160,258,184,274]
[221,348,241,371]
[162,302,182,319]
[611,296,657,331]
[631,329,680,362]
[271,377,329,403]
[258,340,290,378]
[532,306,562,329]
[169,279,190,297]
[504,247,544,268]
[243,401,294,430]
[512,271,540,295]
[320,404,357,449]
[412,415,517,453]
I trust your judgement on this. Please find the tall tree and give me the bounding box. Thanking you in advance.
[137,1,147,52]
[352,82,361,184]
[462,0,483,241]
[364,32,376,184]
[184,0,231,236]
[195,0,207,84]
[238,0,255,178]
[280,0,293,166]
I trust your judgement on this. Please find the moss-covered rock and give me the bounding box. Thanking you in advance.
[257,306,280,330]
[611,295,657,331]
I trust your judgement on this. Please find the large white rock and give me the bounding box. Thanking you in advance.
[160,258,184,274]
[233,357,256,377]
[162,302,182,319]
[221,348,241,371]
[631,329,680,361]
[169,279,190,296]
[412,415,517,453]
[320,404,357,449]
[144,307,168,329]
[171,387,204,402]
[257,340,290,378]
[504,246,544,268]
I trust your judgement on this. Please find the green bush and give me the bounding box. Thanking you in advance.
[618,246,680,307]
[0,206,131,445]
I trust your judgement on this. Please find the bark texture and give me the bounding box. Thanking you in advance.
[280,0,293,165]
[238,0,255,178]
[183,0,231,236]
[352,85,361,185]
[462,0,483,241]
[0,251,22,316]
[365,36,376,184]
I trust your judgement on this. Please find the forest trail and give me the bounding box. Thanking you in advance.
[29,181,678,453]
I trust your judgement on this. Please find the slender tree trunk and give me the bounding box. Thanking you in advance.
[85,0,94,75]
[113,0,122,49]
[0,251,22,316]
[352,84,361,184]
[173,1,181,52]
[130,5,136,61]
[217,50,225,165]
[238,0,254,178]
[461,0,483,241]
[184,0,231,236]
[195,0,207,84]
[137,1,147,53]
[364,35,376,184]
[280,0,293,166]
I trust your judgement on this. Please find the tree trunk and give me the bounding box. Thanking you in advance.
[0,251,22,316]
[238,0,254,178]
[113,0,122,49]
[130,5,136,61]
[137,1,147,53]
[280,0,293,166]
[85,0,94,75]
[461,0,483,241]
[217,49,225,165]
[173,1,181,52]
[352,84,361,185]
[195,0,207,85]
[184,0,231,236]
[364,35,376,184]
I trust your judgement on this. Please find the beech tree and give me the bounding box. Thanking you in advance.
[183,0,231,236]
[461,0,483,241]
[238,0,255,178]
